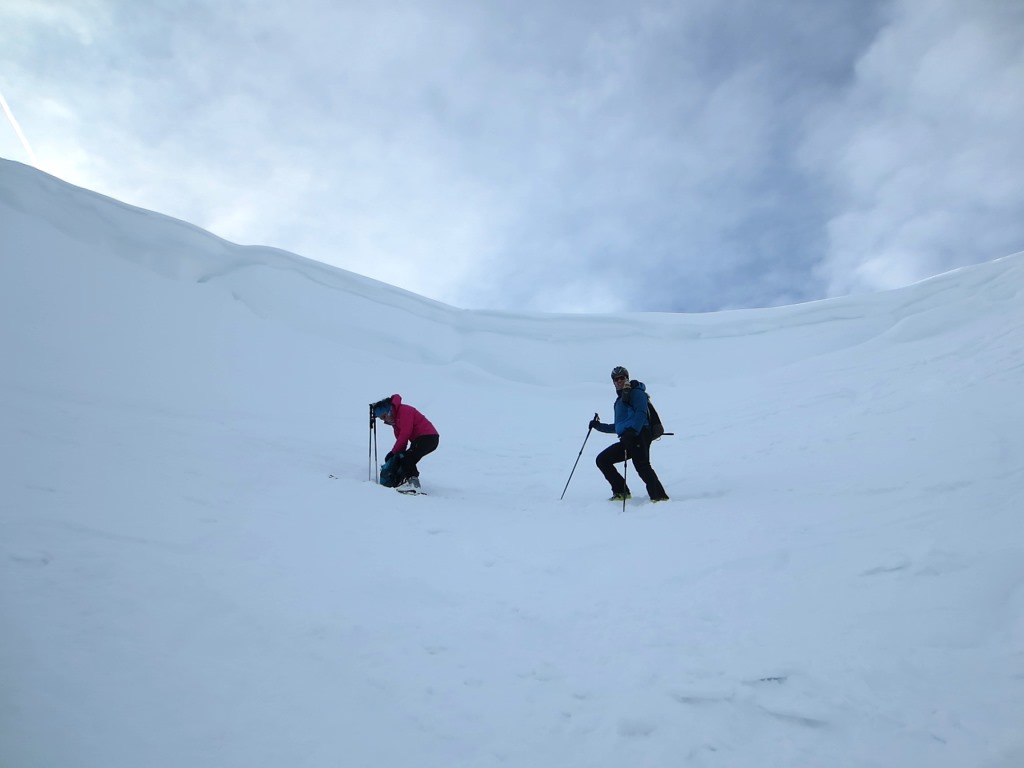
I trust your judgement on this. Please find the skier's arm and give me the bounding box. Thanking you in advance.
[392,406,414,454]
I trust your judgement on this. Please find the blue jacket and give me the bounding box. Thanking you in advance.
[595,380,650,437]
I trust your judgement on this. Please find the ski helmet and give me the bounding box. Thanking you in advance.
[610,366,629,380]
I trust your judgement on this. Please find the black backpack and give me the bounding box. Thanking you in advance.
[647,398,665,440]
[379,454,405,488]
[630,379,665,440]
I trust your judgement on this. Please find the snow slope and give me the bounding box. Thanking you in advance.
[2,158,1023,767]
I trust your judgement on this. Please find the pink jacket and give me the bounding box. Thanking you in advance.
[387,394,438,455]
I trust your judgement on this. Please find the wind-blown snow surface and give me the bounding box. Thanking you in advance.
[2,158,1023,767]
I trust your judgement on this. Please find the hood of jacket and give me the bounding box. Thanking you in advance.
[619,379,647,400]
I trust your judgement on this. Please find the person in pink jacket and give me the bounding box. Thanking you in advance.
[372,394,439,493]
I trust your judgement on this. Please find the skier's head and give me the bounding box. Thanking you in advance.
[373,400,392,420]
[610,366,630,391]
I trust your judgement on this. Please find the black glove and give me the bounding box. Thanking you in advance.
[589,417,601,430]
[384,452,394,463]
[619,428,638,442]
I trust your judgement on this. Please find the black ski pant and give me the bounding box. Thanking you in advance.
[399,434,439,479]
[596,429,667,499]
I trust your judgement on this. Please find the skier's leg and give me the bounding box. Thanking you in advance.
[596,442,629,495]
[401,435,439,478]
[625,434,668,499]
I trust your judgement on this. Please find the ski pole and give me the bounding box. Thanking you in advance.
[560,413,598,500]
[621,445,629,513]
[368,403,377,482]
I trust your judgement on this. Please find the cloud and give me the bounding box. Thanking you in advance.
[801,0,1024,296]
[1,0,1022,312]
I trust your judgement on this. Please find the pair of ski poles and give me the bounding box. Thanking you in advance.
[368,403,379,483]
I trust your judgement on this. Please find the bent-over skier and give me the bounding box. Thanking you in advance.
[372,394,439,494]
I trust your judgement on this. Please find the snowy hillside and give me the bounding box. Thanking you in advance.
[2,158,1023,768]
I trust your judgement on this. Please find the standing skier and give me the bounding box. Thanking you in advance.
[373,394,439,494]
[590,366,669,503]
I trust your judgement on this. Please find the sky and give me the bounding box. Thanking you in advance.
[2,0,1023,314]
[4,160,1024,767]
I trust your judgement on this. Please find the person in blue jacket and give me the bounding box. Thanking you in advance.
[590,366,669,502]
